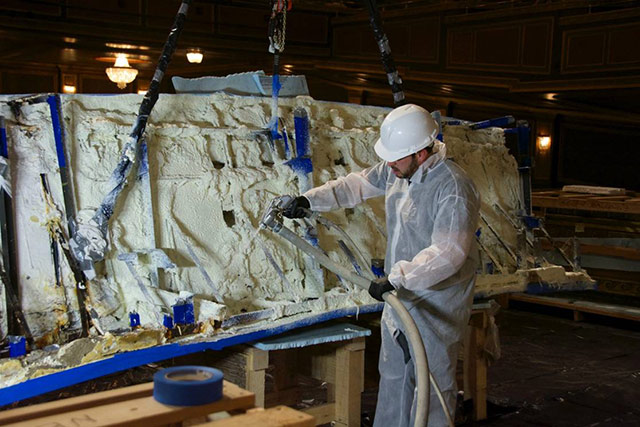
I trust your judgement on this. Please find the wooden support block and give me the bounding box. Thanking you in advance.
[4,381,254,427]
[463,311,488,421]
[204,405,315,427]
[334,338,365,427]
[309,346,336,383]
[245,347,269,407]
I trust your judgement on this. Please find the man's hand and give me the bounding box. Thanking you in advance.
[282,196,311,219]
[368,277,394,301]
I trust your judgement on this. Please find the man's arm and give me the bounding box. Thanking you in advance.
[303,161,388,212]
[389,190,480,291]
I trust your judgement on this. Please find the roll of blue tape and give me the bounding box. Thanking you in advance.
[153,366,224,406]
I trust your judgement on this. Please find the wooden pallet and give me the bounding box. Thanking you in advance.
[532,189,640,214]
[0,380,314,427]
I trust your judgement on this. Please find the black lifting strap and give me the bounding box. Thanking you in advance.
[363,0,407,106]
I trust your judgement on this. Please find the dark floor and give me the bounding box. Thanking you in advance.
[363,306,640,426]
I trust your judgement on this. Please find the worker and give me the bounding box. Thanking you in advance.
[281,104,480,426]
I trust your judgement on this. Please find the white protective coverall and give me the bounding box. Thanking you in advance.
[304,141,480,426]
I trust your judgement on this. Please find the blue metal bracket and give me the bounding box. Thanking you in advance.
[470,116,515,130]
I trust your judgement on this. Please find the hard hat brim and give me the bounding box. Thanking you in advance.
[374,137,404,162]
[374,137,433,162]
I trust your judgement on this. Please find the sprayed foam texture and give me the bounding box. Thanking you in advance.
[0,94,592,388]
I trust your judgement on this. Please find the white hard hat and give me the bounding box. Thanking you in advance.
[374,104,439,162]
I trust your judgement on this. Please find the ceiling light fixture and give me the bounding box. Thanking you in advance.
[106,54,138,89]
[186,49,203,64]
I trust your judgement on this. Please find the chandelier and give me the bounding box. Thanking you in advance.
[106,54,138,89]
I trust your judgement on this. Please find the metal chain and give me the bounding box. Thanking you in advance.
[268,0,288,53]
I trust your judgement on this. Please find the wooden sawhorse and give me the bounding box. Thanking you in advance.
[243,322,370,427]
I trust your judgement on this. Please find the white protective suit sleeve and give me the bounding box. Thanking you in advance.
[303,161,388,211]
[389,191,479,291]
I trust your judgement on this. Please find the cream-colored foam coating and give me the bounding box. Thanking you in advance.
[0,94,589,378]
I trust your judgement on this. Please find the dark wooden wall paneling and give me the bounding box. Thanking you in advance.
[557,121,640,189]
[332,17,439,63]
[562,22,640,73]
[1,70,57,94]
[67,0,142,25]
[447,18,552,73]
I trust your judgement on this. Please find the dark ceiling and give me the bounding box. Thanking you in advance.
[1,0,639,189]
[0,0,639,124]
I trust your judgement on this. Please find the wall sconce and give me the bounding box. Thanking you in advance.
[186,49,203,64]
[106,54,138,89]
[137,81,149,95]
[62,74,77,94]
[537,135,551,152]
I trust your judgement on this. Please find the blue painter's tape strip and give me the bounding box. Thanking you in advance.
[282,126,291,159]
[294,113,309,158]
[526,280,596,295]
[46,95,66,168]
[0,303,384,406]
[153,366,223,406]
[272,73,281,96]
[0,120,7,159]
[284,157,313,174]
[371,265,385,278]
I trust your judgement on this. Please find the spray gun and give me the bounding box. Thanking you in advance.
[260,195,294,232]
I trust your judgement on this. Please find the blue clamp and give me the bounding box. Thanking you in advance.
[163,314,174,329]
[129,312,141,328]
[8,336,26,358]
[173,299,195,325]
[371,259,385,278]
[284,157,313,174]
[522,215,541,230]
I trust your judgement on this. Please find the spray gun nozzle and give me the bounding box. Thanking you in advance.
[260,195,293,232]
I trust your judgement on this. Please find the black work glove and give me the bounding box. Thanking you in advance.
[368,277,394,301]
[282,196,311,219]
